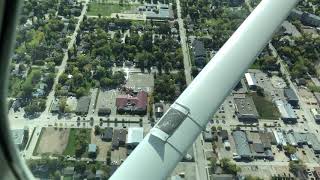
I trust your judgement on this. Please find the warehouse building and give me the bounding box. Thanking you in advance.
[234,96,259,121]
[273,130,287,147]
[232,131,252,159]
[275,100,297,123]
[284,88,299,108]
[311,108,320,123]
[292,132,320,153]
[127,127,144,149]
[285,133,297,147]
[244,73,258,90]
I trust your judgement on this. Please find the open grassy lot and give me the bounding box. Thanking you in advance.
[87,3,136,16]
[251,93,280,120]
[63,128,91,157]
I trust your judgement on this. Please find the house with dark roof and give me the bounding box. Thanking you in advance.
[102,127,113,142]
[75,96,91,115]
[116,91,148,115]
[98,107,111,116]
[192,40,207,68]
[112,129,127,149]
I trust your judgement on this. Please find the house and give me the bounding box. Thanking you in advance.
[127,127,144,149]
[112,129,127,149]
[88,144,97,158]
[234,96,259,121]
[51,98,60,113]
[98,107,111,116]
[116,91,148,115]
[220,130,229,141]
[75,96,91,115]
[101,127,113,142]
[63,166,75,177]
[154,103,164,118]
[192,40,206,68]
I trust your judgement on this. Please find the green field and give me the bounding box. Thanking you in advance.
[87,3,136,16]
[251,93,280,120]
[63,129,91,156]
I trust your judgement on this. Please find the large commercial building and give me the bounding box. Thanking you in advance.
[311,108,320,123]
[126,127,144,149]
[284,88,299,108]
[138,4,174,20]
[116,91,148,115]
[234,96,259,121]
[275,100,297,123]
[291,132,320,154]
[244,73,258,90]
[232,131,252,159]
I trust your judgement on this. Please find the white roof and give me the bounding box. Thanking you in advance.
[311,109,320,119]
[245,73,257,86]
[275,100,296,119]
[127,127,144,144]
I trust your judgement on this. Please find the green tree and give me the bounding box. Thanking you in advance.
[94,125,101,135]
[284,145,296,155]
[220,158,241,175]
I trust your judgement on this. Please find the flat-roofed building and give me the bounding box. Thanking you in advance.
[284,88,299,108]
[311,108,320,123]
[232,131,252,159]
[234,96,259,121]
[112,129,127,150]
[127,127,144,149]
[245,73,257,90]
[275,100,297,123]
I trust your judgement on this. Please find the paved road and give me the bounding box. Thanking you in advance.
[176,0,192,85]
[176,0,208,180]
[24,126,42,159]
[43,0,90,115]
[236,161,320,168]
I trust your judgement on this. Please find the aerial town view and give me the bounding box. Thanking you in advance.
[6,0,320,179]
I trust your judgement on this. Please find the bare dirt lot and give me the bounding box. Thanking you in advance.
[36,128,70,155]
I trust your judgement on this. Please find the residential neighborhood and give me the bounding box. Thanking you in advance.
[6,0,320,179]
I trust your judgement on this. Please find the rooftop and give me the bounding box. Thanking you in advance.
[127,127,144,145]
[284,88,298,101]
[245,73,257,86]
[116,91,148,112]
[233,131,251,157]
[75,96,91,114]
[275,100,296,119]
[88,144,97,153]
[234,96,259,118]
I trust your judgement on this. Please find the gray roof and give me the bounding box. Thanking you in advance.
[11,129,25,146]
[233,131,251,157]
[76,96,91,114]
[234,96,259,119]
[88,144,97,153]
[252,143,264,153]
[210,174,234,180]
[102,127,113,140]
[275,100,296,120]
[63,167,75,176]
[284,88,298,101]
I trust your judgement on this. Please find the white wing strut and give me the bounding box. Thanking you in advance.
[110,0,299,179]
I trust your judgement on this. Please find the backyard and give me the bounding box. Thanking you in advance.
[63,128,91,157]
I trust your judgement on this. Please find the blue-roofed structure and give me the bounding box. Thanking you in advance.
[232,131,251,159]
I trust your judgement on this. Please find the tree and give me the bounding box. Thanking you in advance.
[220,158,241,175]
[284,145,296,155]
[94,125,101,135]
[289,160,306,176]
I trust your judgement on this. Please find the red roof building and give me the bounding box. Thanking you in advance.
[116,91,148,115]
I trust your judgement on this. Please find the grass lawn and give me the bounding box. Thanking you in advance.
[251,93,280,120]
[87,3,136,16]
[63,129,91,156]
